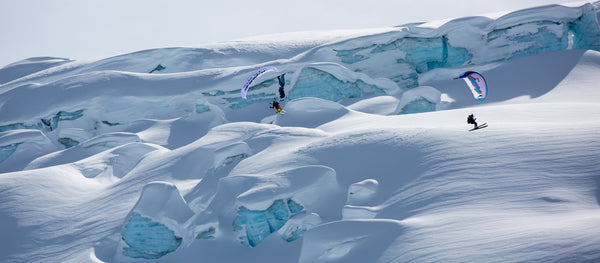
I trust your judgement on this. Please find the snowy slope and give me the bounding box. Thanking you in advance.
[1,2,600,263]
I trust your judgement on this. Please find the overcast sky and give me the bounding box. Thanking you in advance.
[0,0,583,68]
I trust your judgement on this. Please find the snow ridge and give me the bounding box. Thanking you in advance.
[0,2,599,263]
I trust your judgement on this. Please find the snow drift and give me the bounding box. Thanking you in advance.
[1,2,600,263]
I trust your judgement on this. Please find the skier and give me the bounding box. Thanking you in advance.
[467,113,478,128]
[270,99,285,114]
[277,74,286,100]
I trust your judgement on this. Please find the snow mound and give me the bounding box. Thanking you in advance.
[347,96,400,115]
[343,179,380,220]
[189,164,341,248]
[0,129,52,170]
[0,57,72,85]
[274,97,349,128]
[395,86,442,114]
[299,220,404,263]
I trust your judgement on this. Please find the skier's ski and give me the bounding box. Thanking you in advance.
[469,123,487,131]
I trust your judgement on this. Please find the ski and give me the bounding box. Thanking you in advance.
[469,123,487,131]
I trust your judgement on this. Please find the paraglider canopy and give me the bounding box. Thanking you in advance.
[458,71,487,101]
[241,66,278,99]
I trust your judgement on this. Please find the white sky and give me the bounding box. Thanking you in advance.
[0,0,584,68]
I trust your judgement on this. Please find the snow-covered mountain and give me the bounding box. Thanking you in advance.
[1,2,599,263]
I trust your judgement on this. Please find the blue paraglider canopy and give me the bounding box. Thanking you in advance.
[241,66,278,99]
[458,71,487,101]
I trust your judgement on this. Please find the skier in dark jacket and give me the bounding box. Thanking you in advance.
[467,114,478,128]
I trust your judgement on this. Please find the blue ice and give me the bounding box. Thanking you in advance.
[223,78,280,109]
[486,21,569,61]
[58,137,79,148]
[0,110,85,161]
[0,143,20,163]
[335,36,470,89]
[121,213,182,259]
[289,68,385,102]
[40,109,85,131]
[333,10,600,90]
[195,104,211,114]
[234,199,305,247]
[568,8,600,51]
[0,109,84,133]
[399,98,437,114]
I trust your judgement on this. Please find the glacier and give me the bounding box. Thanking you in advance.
[0,2,600,263]
[0,3,597,143]
[314,3,600,91]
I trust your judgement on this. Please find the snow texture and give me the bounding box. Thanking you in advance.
[0,2,600,263]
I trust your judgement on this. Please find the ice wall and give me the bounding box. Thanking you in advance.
[289,67,387,102]
[394,86,442,114]
[0,109,84,133]
[236,3,600,109]
[332,36,470,88]
[183,163,340,249]
[121,213,183,259]
[223,63,399,110]
[119,182,194,259]
[569,3,600,51]
[234,198,306,247]
[315,3,600,89]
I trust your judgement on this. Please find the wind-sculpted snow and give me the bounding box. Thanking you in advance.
[343,179,380,220]
[0,2,598,168]
[1,3,600,263]
[0,71,227,171]
[0,42,331,89]
[299,220,405,263]
[278,212,322,242]
[273,97,349,128]
[0,57,73,85]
